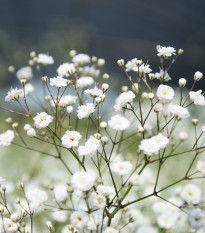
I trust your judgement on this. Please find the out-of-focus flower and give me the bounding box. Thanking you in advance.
[72,54,90,65]
[50,76,68,88]
[57,63,76,77]
[0,130,15,146]
[112,161,133,176]
[180,184,201,204]
[76,77,94,88]
[70,211,89,230]
[71,171,95,191]
[5,87,23,102]
[77,103,95,119]
[16,66,33,80]
[108,115,130,131]
[37,53,54,65]
[189,90,205,106]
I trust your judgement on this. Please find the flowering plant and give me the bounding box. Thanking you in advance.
[0,47,205,233]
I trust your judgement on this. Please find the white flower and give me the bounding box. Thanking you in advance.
[87,211,107,230]
[54,184,68,202]
[137,226,158,233]
[20,83,34,96]
[77,103,95,119]
[194,71,203,81]
[16,66,33,80]
[156,84,175,102]
[157,211,179,229]
[139,63,152,73]
[197,161,205,175]
[202,124,205,132]
[103,227,119,233]
[0,177,5,184]
[179,131,188,141]
[71,171,95,191]
[5,87,23,102]
[180,184,201,204]
[33,112,53,129]
[0,130,15,146]
[84,86,103,97]
[61,130,82,148]
[57,63,76,77]
[108,115,130,131]
[152,133,169,149]
[112,161,133,176]
[114,91,135,111]
[125,58,139,72]
[97,185,115,196]
[26,189,48,212]
[139,138,160,156]
[0,218,18,232]
[37,53,54,65]
[92,193,106,209]
[167,104,190,119]
[129,173,140,185]
[189,90,205,106]
[189,208,204,230]
[76,76,94,88]
[70,211,89,230]
[50,76,68,88]
[82,66,100,78]
[51,95,77,107]
[155,68,171,82]
[78,136,100,157]
[157,46,176,57]
[27,128,36,137]
[24,124,31,131]
[72,54,90,64]
[52,211,67,222]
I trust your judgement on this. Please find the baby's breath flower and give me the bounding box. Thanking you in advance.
[61,130,82,149]
[181,184,201,205]
[103,227,119,233]
[54,184,68,202]
[92,193,106,209]
[0,130,15,146]
[189,90,205,106]
[16,66,33,80]
[167,104,190,119]
[156,84,175,102]
[194,71,203,81]
[157,46,176,57]
[97,58,105,67]
[72,54,90,65]
[108,115,130,131]
[139,138,159,156]
[77,103,95,119]
[112,161,133,176]
[70,211,89,230]
[71,171,95,191]
[20,83,34,97]
[179,131,188,141]
[5,87,23,102]
[57,63,76,77]
[179,78,187,87]
[27,128,36,137]
[33,112,53,129]
[197,161,205,175]
[76,76,94,88]
[0,218,18,232]
[117,59,124,67]
[50,76,68,88]
[37,53,54,65]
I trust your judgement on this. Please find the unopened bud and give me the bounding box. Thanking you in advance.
[28,59,34,66]
[132,83,139,93]
[5,117,12,124]
[148,93,154,99]
[20,79,26,86]
[194,71,203,81]
[101,136,108,145]
[100,121,107,128]
[102,73,109,80]
[91,56,97,63]
[135,59,143,66]
[117,59,124,67]
[156,45,161,51]
[102,83,109,92]
[69,50,76,58]
[33,57,38,63]
[192,118,198,125]
[45,96,51,101]
[142,92,148,99]
[67,185,73,193]
[179,78,187,87]
[12,122,19,128]
[122,86,128,92]
[16,198,21,204]
[137,126,144,133]
[42,76,48,83]
[95,97,101,104]
[30,51,36,58]
[27,128,36,137]
[8,65,15,73]
[47,221,54,232]
[178,49,184,55]
[148,73,155,80]
[20,183,24,188]
[94,133,101,140]
[97,58,105,67]
[66,106,73,115]
[2,186,6,192]
[49,185,54,191]
[21,210,27,217]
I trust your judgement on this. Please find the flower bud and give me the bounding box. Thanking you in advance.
[42,76,48,83]
[69,50,77,58]
[100,94,106,102]
[5,117,12,124]
[178,78,187,87]
[179,131,188,141]
[102,83,109,92]
[178,49,184,55]
[142,92,148,99]
[28,59,34,66]
[45,96,51,101]
[97,58,105,67]
[0,208,4,213]
[16,198,21,204]
[117,59,124,67]
[194,71,203,81]
[137,126,144,133]
[20,79,26,86]
[30,51,36,58]
[49,185,54,191]
[102,73,109,80]
[192,118,198,125]
[91,56,97,63]
[67,185,73,193]
[20,182,24,188]
[11,213,21,222]
[33,57,38,63]
[95,97,101,104]
[8,65,15,73]
[154,103,163,112]
[66,106,73,115]
[46,221,54,232]
[101,136,108,145]
[100,121,107,128]
[21,210,27,217]
[135,59,143,66]
[148,73,155,80]
[2,186,6,192]
[27,128,36,137]
[122,86,128,92]
[132,83,139,93]
[24,124,31,131]
[148,93,154,99]
[94,133,101,140]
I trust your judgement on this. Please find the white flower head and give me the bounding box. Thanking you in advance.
[97,185,115,196]
[0,130,15,146]
[103,227,119,233]
[112,161,133,176]
[155,68,171,82]
[50,76,68,88]
[114,91,135,112]
[189,208,204,230]
[5,87,23,102]
[70,211,89,230]
[167,104,190,119]
[125,58,140,72]
[197,161,205,175]
[82,66,100,78]
[72,54,90,65]
[77,103,95,119]
[37,53,54,65]
[0,218,18,232]
[26,189,48,212]
[108,115,130,131]
[76,76,94,88]
[139,63,152,73]
[57,63,76,77]
[54,183,68,202]
[16,66,33,80]
[61,130,82,149]
[92,192,106,209]
[33,112,53,129]
[189,90,205,106]
[152,133,169,149]
[180,184,202,204]
[139,138,160,156]
[84,86,103,97]
[157,46,176,57]
[78,136,100,157]
[156,84,175,102]
[71,171,95,191]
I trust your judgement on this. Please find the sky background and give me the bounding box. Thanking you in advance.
[0,0,204,88]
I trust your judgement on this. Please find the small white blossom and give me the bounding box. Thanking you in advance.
[0,130,15,146]
[0,218,18,232]
[57,63,76,77]
[54,184,68,202]
[51,95,77,107]
[27,128,36,137]
[189,90,205,106]
[20,83,34,96]
[139,63,152,73]
[50,76,68,88]
[157,46,176,57]
[103,227,119,233]
[24,124,31,131]
[37,53,54,65]
[61,130,82,149]
[108,115,130,131]
[156,84,175,102]
[155,68,171,82]
[139,138,160,156]
[33,112,53,129]
[152,133,169,149]
[77,103,95,119]
[180,184,201,204]
[92,193,106,209]
[82,66,100,78]
[197,161,205,175]
[70,211,89,230]
[114,91,135,111]
[76,76,94,88]
[97,185,115,196]
[5,87,23,102]
[189,208,204,230]
[72,54,90,64]
[26,189,48,212]
[71,171,95,191]
[16,66,33,80]
[112,161,133,176]
[78,136,100,157]
[84,86,103,97]
[167,104,190,119]
[179,131,188,141]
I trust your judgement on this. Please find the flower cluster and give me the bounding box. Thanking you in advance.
[0,46,205,232]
